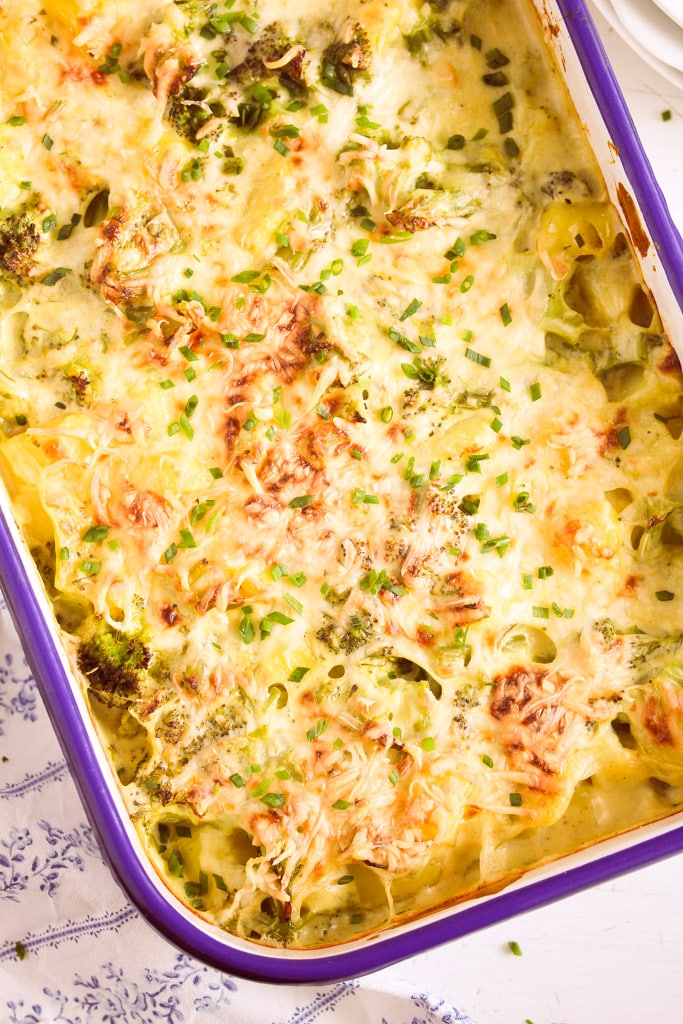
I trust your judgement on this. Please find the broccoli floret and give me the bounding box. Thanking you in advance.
[78,630,152,708]
[0,211,40,279]
[591,618,683,671]
[229,21,307,95]
[167,85,223,145]
[321,21,372,96]
[403,9,461,56]
[317,611,375,653]
[172,0,219,33]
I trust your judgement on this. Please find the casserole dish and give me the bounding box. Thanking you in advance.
[0,0,682,983]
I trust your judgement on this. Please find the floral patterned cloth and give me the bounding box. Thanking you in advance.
[0,597,476,1024]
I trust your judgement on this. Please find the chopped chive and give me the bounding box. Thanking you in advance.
[388,770,399,786]
[80,559,101,576]
[532,606,549,619]
[538,565,554,579]
[230,773,245,788]
[168,849,184,877]
[421,736,436,751]
[486,48,510,68]
[178,414,194,439]
[470,229,496,245]
[284,593,303,616]
[239,609,255,644]
[482,754,494,768]
[163,543,177,563]
[260,792,286,808]
[656,590,675,601]
[618,425,632,449]
[82,524,111,543]
[288,666,310,682]
[509,792,523,807]
[306,719,329,741]
[332,799,351,810]
[530,382,542,402]
[496,471,509,487]
[399,298,422,321]
[41,133,54,150]
[508,939,523,955]
[465,347,491,368]
[500,302,512,326]
[288,494,314,508]
[41,267,71,286]
[511,436,531,451]
[259,611,294,638]
[460,274,475,293]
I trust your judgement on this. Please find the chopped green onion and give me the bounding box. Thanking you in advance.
[307,719,329,741]
[470,229,496,245]
[399,298,422,321]
[41,267,71,286]
[465,347,491,368]
[288,494,314,508]
[260,792,286,808]
[618,425,632,449]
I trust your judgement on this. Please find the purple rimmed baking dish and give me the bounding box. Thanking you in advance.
[0,0,682,985]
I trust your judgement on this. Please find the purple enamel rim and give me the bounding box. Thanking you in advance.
[557,0,683,304]
[1,0,683,987]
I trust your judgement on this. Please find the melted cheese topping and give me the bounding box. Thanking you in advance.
[1,0,683,948]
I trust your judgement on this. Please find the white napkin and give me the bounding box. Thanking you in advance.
[0,597,476,1023]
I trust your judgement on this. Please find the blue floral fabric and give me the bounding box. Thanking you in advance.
[0,598,476,1023]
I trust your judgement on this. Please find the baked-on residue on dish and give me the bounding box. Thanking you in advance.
[0,0,682,948]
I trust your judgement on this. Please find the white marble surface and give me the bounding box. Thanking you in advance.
[383,9,683,1022]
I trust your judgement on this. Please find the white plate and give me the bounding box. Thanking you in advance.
[650,0,683,30]
[612,0,683,70]
[591,0,683,89]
